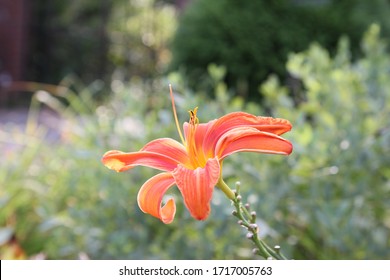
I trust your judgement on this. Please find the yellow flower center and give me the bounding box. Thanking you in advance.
[186,107,207,168]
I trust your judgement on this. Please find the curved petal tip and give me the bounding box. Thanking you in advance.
[137,173,177,224]
[102,150,126,172]
[160,198,176,224]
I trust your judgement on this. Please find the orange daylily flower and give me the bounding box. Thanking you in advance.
[102,86,293,224]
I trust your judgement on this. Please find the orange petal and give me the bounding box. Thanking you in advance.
[102,150,179,172]
[141,138,190,166]
[203,112,292,155]
[183,121,214,148]
[172,157,220,220]
[215,127,293,160]
[251,116,292,135]
[137,172,176,224]
[184,121,216,160]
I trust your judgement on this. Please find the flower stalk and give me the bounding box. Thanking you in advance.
[221,180,287,260]
[216,176,236,200]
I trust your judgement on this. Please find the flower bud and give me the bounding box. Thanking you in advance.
[251,211,257,221]
[246,232,254,239]
[250,224,258,231]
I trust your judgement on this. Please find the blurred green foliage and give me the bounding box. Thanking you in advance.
[1,24,389,259]
[107,0,176,79]
[258,24,390,259]
[169,0,390,101]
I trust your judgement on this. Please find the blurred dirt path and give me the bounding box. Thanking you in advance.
[0,107,64,150]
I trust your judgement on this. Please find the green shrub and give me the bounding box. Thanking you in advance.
[169,0,390,101]
[255,24,390,259]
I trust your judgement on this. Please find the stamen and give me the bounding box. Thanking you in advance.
[189,107,199,125]
[169,84,185,144]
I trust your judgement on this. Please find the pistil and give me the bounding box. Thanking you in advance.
[169,84,185,145]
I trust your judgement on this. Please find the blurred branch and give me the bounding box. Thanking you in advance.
[2,81,68,96]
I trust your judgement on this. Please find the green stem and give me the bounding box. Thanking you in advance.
[218,179,287,260]
[216,176,236,200]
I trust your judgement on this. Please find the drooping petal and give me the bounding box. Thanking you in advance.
[137,172,176,224]
[215,127,293,160]
[172,157,220,221]
[141,138,190,166]
[203,112,292,155]
[102,150,180,172]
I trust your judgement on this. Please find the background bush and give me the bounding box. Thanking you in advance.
[169,0,390,101]
[1,24,389,259]
[257,24,390,259]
